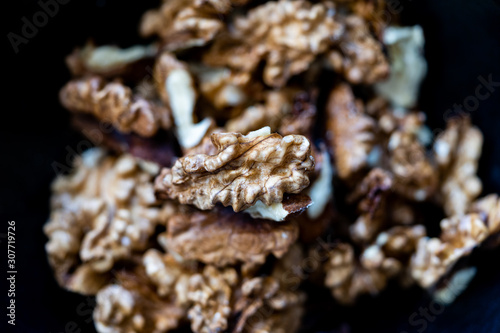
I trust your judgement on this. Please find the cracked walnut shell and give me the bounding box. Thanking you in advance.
[155,127,314,212]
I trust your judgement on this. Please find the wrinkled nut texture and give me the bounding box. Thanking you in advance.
[388,112,438,201]
[59,76,170,137]
[410,213,488,289]
[139,0,234,51]
[142,249,193,304]
[327,83,375,180]
[226,91,290,135]
[187,265,238,333]
[349,168,393,244]
[159,209,298,266]
[361,225,426,277]
[94,280,185,333]
[44,148,163,293]
[155,127,314,212]
[324,243,387,305]
[204,0,343,87]
[434,118,483,216]
[469,194,500,235]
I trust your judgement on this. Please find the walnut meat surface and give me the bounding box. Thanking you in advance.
[94,267,187,333]
[410,213,489,289]
[155,127,314,212]
[327,83,375,180]
[44,148,165,294]
[434,118,483,216]
[159,208,298,266]
[327,15,389,84]
[204,0,343,87]
[139,0,240,51]
[59,76,171,137]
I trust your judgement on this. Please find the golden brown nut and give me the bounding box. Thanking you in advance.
[348,168,393,244]
[139,0,245,51]
[326,15,389,84]
[233,245,306,333]
[203,0,343,87]
[361,225,426,283]
[434,118,483,216]
[410,214,488,289]
[325,224,424,305]
[469,194,500,235]
[327,83,376,180]
[187,265,238,333]
[44,149,166,294]
[93,268,187,333]
[59,76,171,137]
[158,208,298,266]
[324,242,387,305]
[155,127,314,212]
[387,112,438,201]
[233,276,305,333]
[142,250,193,303]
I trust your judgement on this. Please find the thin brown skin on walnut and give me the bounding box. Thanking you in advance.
[159,207,299,266]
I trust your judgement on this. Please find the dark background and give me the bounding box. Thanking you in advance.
[2,0,500,332]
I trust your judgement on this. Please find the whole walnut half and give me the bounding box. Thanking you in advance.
[155,127,315,212]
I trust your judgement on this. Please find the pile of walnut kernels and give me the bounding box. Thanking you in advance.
[45,1,500,332]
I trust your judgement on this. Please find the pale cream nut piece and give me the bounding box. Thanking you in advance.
[154,52,212,149]
[375,25,427,108]
[155,127,314,212]
[66,42,158,77]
